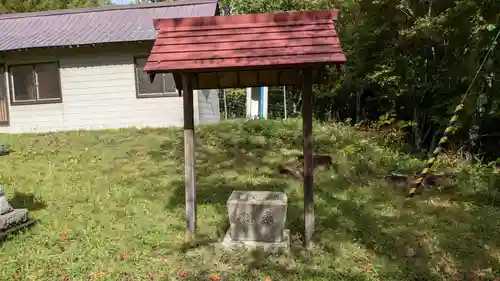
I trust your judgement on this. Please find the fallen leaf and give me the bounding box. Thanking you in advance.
[119,253,131,260]
[210,273,220,281]
[364,263,373,272]
[155,258,169,263]
[176,272,189,279]
[60,231,68,242]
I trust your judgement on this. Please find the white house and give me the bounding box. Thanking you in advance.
[0,0,221,134]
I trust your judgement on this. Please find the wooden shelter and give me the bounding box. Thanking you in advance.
[144,9,347,248]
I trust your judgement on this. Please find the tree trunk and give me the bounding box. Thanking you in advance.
[412,107,422,151]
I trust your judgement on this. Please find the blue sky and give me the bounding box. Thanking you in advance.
[112,0,132,4]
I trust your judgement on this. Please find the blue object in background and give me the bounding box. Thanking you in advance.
[259,87,265,119]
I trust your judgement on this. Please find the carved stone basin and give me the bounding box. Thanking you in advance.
[226,190,288,243]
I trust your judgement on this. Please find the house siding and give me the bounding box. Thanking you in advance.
[197,89,220,125]
[0,43,220,134]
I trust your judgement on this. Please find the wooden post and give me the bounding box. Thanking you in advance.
[301,68,314,249]
[182,73,196,234]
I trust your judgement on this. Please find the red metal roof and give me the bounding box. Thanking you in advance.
[144,10,346,74]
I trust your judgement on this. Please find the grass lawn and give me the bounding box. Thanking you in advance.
[0,119,499,281]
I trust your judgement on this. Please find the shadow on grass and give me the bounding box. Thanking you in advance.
[8,192,46,211]
[169,234,220,253]
[142,120,500,280]
[315,172,500,280]
[450,190,500,208]
[165,176,305,238]
[182,267,373,281]
[447,171,500,208]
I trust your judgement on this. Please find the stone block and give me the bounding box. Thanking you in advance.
[222,228,290,253]
[0,197,13,215]
[0,209,28,231]
[0,184,14,215]
[227,190,287,243]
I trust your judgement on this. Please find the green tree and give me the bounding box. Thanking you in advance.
[0,0,109,13]
[221,0,500,159]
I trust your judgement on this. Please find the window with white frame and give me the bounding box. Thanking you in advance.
[134,57,178,98]
[9,62,62,105]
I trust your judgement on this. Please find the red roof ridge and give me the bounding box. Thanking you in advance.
[153,9,339,31]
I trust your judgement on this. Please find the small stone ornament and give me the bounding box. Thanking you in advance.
[0,185,14,214]
[0,184,36,237]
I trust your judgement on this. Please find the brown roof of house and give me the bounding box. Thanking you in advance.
[0,0,219,52]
